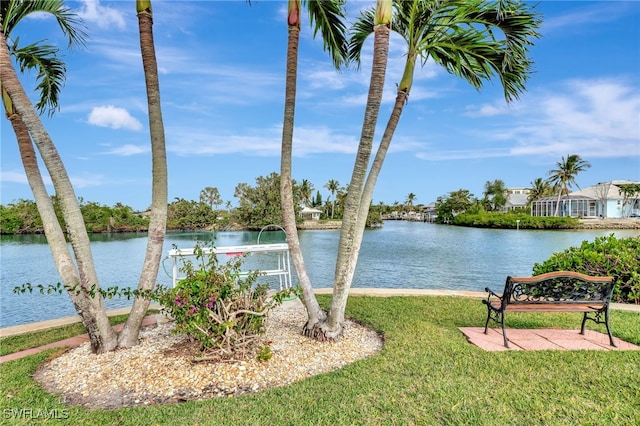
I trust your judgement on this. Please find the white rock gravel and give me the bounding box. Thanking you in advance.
[34,298,383,409]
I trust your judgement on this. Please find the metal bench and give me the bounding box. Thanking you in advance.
[483,271,616,348]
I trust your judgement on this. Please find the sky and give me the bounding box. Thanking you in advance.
[1,0,639,211]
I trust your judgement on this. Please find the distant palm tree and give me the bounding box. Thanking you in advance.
[405,192,417,212]
[527,177,551,206]
[324,179,340,219]
[299,179,314,206]
[546,154,591,216]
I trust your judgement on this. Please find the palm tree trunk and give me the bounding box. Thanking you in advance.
[8,112,117,343]
[321,21,391,339]
[280,1,326,331]
[119,4,168,347]
[349,47,415,276]
[554,190,562,216]
[0,29,117,353]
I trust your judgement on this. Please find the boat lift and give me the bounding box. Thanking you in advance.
[166,226,293,290]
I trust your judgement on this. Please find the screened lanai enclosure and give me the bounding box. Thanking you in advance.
[531,195,599,218]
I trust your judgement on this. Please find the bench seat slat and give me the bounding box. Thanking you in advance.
[490,301,605,312]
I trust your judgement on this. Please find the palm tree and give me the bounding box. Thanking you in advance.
[324,179,340,219]
[318,0,541,338]
[1,1,119,352]
[305,0,394,339]
[279,0,348,333]
[117,0,168,348]
[405,192,417,212]
[527,177,551,206]
[299,179,314,206]
[546,154,591,216]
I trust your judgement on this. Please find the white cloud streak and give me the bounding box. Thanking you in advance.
[101,144,150,156]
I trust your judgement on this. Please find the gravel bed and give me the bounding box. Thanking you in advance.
[34,298,383,409]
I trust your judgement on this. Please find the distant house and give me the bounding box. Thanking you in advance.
[503,188,530,211]
[530,180,640,218]
[300,206,322,220]
[422,202,437,222]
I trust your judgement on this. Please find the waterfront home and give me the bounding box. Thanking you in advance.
[300,206,322,220]
[531,180,640,218]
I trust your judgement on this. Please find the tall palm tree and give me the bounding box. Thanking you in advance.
[306,0,394,339]
[546,154,591,216]
[279,0,348,331]
[318,0,541,339]
[117,0,168,348]
[324,178,340,218]
[0,1,119,353]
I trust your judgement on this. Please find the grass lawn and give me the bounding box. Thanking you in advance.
[1,295,639,425]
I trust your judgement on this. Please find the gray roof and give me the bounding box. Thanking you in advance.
[506,193,529,206]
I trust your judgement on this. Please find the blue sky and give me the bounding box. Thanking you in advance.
[1,0,639,211]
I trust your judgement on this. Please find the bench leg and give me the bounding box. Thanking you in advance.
[483,307,510,348]
[581,310,617,347]
[604,308,617,347]
[501,314,509,348]
[483,310,491,335]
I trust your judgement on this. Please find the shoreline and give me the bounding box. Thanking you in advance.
[575,218,640,230]
[3,218,639,236]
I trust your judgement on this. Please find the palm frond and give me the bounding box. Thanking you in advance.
[347,8,375,69]
[2,0,87,48]
[305,0,348,69]
[12,41,66,116]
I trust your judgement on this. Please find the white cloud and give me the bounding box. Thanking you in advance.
[511,78,640,158]
[542,2,634,34]
[166,125,360,157]
[77,0,126,30]
[413,77,640,162]
[0,169,101,189]
[87,106,143,131]
[0,171,29,184]
[465,103,515,117]
[102,144,150,156]
[71,174,105,188]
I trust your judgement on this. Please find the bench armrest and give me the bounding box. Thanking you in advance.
[484,287,501,299]
[483,287,504,308]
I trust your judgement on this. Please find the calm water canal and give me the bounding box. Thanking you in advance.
[1,221,638,327]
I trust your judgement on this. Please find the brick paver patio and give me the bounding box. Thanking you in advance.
[459,327,640,351]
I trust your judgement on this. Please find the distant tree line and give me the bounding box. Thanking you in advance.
[0,172,385,234]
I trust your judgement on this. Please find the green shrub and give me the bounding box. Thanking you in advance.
[157,243,294,359]
[532,234,640,304]
[452,212,579,229]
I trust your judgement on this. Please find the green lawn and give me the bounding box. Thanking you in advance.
[1,295,639,425]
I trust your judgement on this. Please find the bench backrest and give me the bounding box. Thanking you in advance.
[504,271,615,304]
